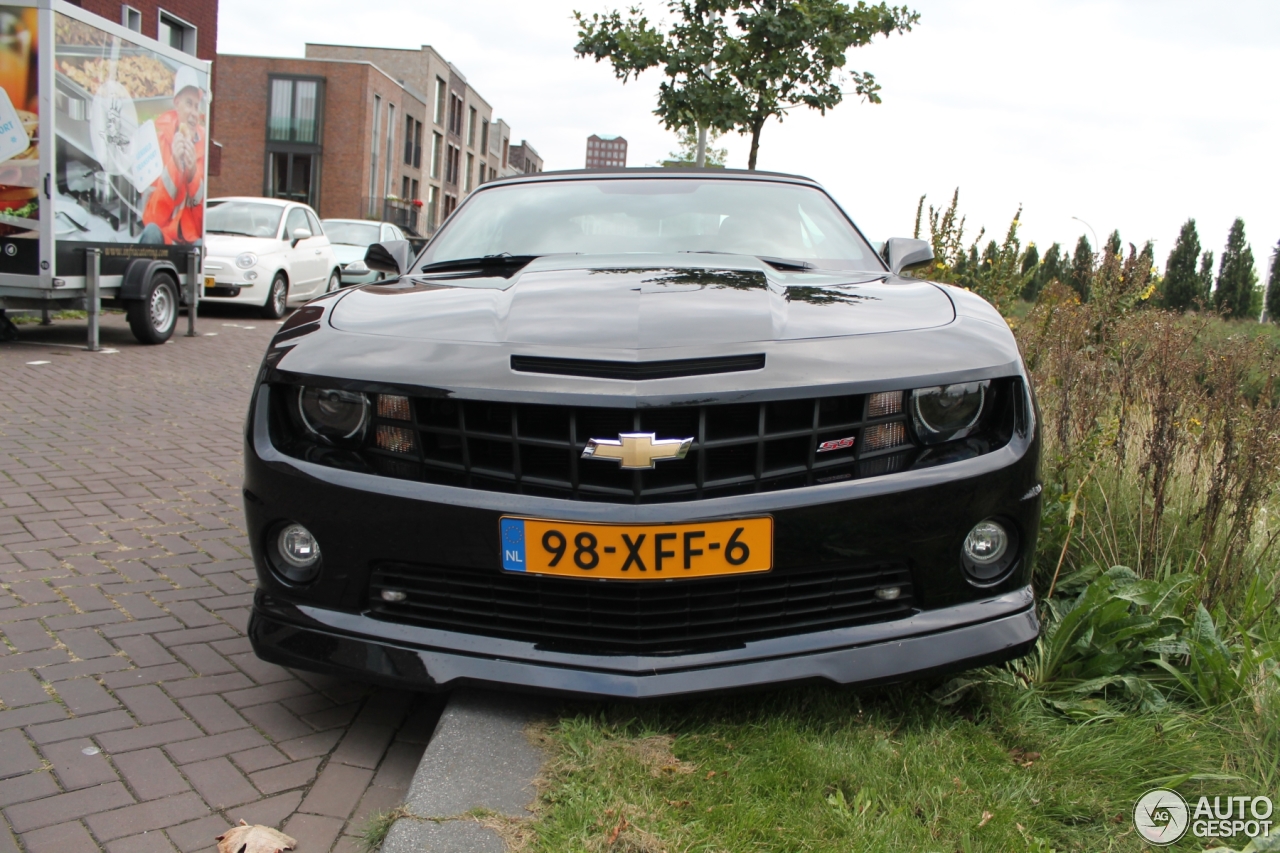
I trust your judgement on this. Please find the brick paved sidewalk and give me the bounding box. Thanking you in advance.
[0,312,442,853]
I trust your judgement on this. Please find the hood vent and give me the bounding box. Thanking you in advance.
[511,353,765,380]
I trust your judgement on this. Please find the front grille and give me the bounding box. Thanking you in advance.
[368,560,916,655]
[360,392,911,503]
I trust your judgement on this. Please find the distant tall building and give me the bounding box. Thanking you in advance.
[586,134,628,169]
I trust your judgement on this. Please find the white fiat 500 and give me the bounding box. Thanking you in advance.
[202,198,341,318]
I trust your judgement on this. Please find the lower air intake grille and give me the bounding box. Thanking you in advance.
[368,560,916,655]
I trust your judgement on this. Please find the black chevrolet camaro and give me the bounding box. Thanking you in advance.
[244,169,1042,698]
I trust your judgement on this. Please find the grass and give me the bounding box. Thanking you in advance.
[525,682,1268,853]
[358,806,410,852]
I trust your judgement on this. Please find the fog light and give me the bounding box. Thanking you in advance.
[243,270,258,281]
[381,589,407,603]
[961,519,1018,586]
[964,521,1008,565]
[273,523,321,584]
[874,586,901,601]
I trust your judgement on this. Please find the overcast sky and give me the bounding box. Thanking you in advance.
[219,0,1279,278]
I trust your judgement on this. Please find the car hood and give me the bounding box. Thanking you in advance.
[331,244,368,265]
[205,233,283,256]
[328,254,954,348]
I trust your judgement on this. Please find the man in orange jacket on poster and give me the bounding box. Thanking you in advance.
[139,66,205,245]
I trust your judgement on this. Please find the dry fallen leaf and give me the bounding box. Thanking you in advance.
[607,815,628,845]
[216,820,297,853]
[978,811,994,829]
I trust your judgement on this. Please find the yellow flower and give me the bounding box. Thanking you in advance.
[936,262,946,270]
[1140,283,1156,301]
[1189,417,1202,428]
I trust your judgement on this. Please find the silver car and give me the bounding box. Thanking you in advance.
[322,219,406,286]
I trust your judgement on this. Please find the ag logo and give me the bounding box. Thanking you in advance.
[1134,788,1189,845]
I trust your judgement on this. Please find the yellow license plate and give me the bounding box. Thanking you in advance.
[203,275,216,290]
[500,516,772,580]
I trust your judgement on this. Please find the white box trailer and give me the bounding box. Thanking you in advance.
[0,0,210,346]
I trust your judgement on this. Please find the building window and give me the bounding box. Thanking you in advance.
[410,178,419,202]
[268,77,321,143]
[434,78,446,126]
[445,144,460,186]
[268,153,318,206]
[480,121,489,153]
[467,107,476,148]
[122,5,141,31]
[157,10,196,55]
[384,103,396,200]
[464,152,473,192]
[447,93,463,137]
[430,132,442,180]
[265,77,324,208]
[477,160,485,185]
[404,118,422,169]
[427,185,439,231]
[369,95,381,216]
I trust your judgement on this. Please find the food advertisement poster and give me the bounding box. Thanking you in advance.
[54,12,208,275]
[0,6,39,276]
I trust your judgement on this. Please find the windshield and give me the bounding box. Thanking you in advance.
[421,179,882,272]
[323,221,382,246]
[206,202,284,239]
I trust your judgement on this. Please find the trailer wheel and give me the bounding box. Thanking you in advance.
[261,273,288,319]
[126,272,179,345]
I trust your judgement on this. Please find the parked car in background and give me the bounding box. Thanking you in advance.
[322,219,407,286]
[203,198,341,318]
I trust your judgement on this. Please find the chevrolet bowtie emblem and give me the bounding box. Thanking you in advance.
[582,432,693,470]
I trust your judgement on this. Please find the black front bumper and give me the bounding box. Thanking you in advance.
[244,385,1042,697]
[250,587,1037,698]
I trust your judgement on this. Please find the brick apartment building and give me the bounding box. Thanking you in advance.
[207,56,428,232]
[508,141,543,175]
[586,134,627,169]
[303,44,503,231]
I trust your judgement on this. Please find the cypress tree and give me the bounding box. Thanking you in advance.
[1106,229,1122,256]
[1019,243,1040,301]
[1266,240,1280,322]
[1161,219,1202,311]
[1068,235,1093,301]
[1214,218,1257,319]
[1198,252,1214,304]
[1039,243,1064,293]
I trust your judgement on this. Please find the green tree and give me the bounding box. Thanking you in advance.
[665,128,729,166]
[1068,235,1094,302]
[1213,218,1258,319]
[1198,251,1214,303]
[574,0,919,170]
[1018,242,1040,301]
[1161,218,1202,312]
[1038,242,1064,294]
[1266,240,1280,322]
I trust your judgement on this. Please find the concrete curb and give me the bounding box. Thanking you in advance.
[382,688,550,852]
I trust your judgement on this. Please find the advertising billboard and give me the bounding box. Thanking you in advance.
[53,11,208,274]
[0,6,39,276]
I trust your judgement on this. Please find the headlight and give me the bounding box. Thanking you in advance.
[297,387,369,442]
[235,252,258,269]
[911,381,987,444]
[344,260,369,274]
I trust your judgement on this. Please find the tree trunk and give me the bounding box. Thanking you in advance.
[695,123,707,168]
[747,117,764,170]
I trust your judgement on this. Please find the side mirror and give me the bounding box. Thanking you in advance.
[364,240,411,276]
[290,228,312,247]
[882,237,934,276]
